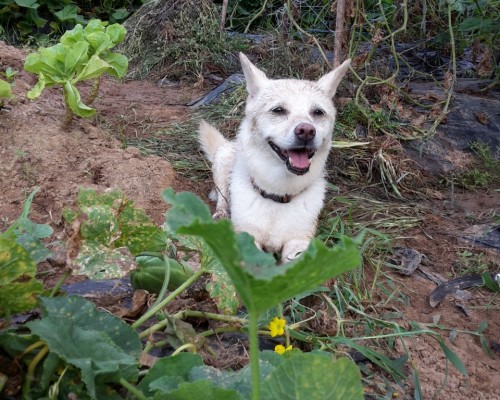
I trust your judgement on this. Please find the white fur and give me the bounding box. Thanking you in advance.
[199,53,350,261]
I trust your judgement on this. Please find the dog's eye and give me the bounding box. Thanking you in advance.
[271,106,286,114]
[312,108,325,116]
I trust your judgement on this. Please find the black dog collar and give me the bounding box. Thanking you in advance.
[251,179,293,204]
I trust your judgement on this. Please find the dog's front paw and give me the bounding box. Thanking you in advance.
[213,209,230,220]
[281,239,310,263]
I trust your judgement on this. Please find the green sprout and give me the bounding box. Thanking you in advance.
[24,19,128,128]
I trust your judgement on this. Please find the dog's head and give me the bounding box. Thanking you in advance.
[239,53,350,177]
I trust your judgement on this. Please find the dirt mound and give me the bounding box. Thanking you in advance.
[0,41,187,228]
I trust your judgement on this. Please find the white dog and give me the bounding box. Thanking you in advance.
[199,53,350,262]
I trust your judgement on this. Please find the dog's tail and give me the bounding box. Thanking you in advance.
[198,120,228,162]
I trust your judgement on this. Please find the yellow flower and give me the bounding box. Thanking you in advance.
[269,317,286,337]
[274,344,293,355]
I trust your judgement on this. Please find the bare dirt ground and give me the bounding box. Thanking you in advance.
[1,41,499,399]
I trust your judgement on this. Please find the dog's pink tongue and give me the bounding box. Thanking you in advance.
[288,150,310,169]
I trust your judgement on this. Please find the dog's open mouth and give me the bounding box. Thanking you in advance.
[269,141,316,175]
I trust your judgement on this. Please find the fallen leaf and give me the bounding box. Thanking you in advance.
[475,112,488,125]
[411,114,427,128]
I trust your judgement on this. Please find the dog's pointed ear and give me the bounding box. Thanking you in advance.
[317,59,351,98]
[239,52,268,97]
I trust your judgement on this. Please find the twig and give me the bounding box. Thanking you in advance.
[427,0,457,135]
[284,0,330,66]
[220,0,229,32]
[244,0,269,34]
[334,0,346,67]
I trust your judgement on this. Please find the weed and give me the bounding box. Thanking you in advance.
[448,141,500,190]
[453,250,495,276]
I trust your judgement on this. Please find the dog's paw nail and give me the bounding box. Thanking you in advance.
[213,210,230,220]
[283,251,303,262]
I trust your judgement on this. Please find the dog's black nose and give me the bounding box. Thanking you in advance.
[294,123,316,142]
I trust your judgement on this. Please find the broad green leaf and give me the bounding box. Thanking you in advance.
[138,353,204,396]
[73,242,136,279]
[115,201,161,254]
[0,79,13,98]
[26,73,47,99]
[69,188,161,255]
[85,31,112,55]
[14,0,38,8]
[76,55,111,82]
[261,355,364,400]
[181,220,360,314]
[15,233,51,263]
[0,238,43,316]
[164,191,361,314]
[27,296,141,399]
[117,222,161,256]
[0,280,44,317]
[154,380,242,400]
[163,188,212,231]
[79,204,118,245]
[0,237,37,284]
[189,360,275,398]
[259,350,285,368]
[64,40,89,75]
[110,9,130,23]
[84,19,106,35]
[102,52,128,78]
[63,81,95,117]
[36,296,141,356]
[206,267,239,315]
[106,23,127,45]
[60,24,85,46]
[77,188,123,208]
[54,4,79,21]
[179,235,238,314]
[28,7,45,27]
[15,218,53,239]
[24,48,63,81]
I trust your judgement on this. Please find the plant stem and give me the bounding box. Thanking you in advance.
[244,0,269,33]
[23,345,49,397]
[119,378,148,400]
[62,102,74,130]
[249,311,260,400]
[140,308,248,339]
[132,269,205,330]
[86,77,101,105]
[174,310,248,325]
[171,343,197,356]
[49,269,72,297]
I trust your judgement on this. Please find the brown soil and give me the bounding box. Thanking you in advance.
[1,41,499,399]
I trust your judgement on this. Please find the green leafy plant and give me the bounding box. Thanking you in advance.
[24,19,128,127]
[0,0,143,43]
[0,0,84,42]
[62,188,162,279]
[1,189,473,399]
[0,188,49,317]
[162,189,364,399]
[0,69,14,108]
[0,79,13,102]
